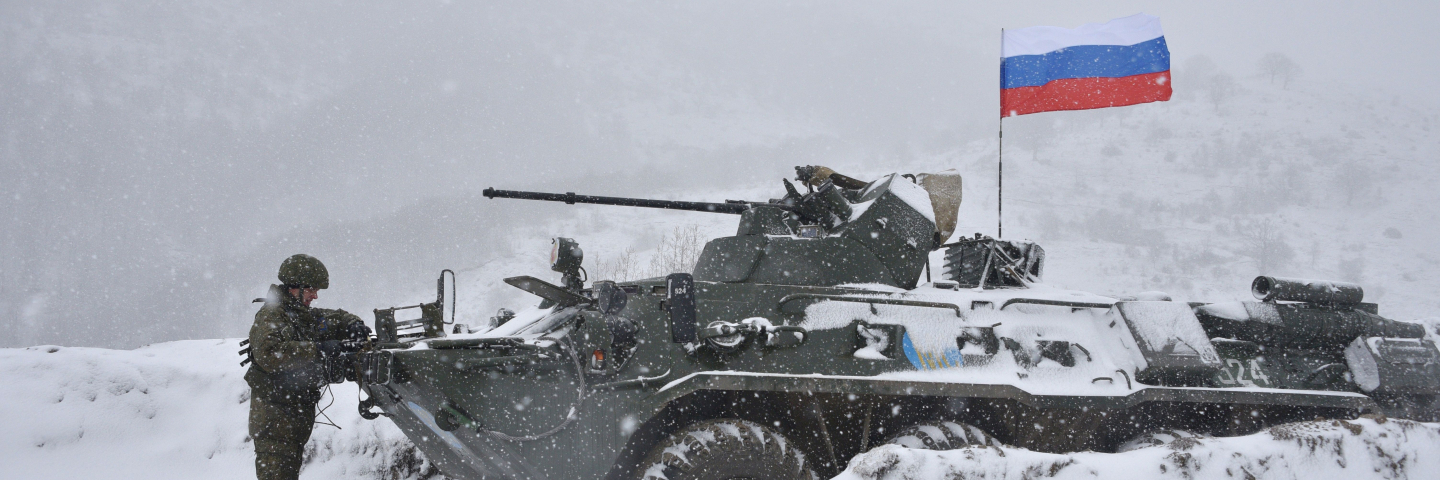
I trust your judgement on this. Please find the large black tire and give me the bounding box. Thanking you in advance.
[884,421,998,450]
[637,418,818,480]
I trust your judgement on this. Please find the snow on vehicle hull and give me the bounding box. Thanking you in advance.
[359,280,1403,480]
[356,169,1439,480]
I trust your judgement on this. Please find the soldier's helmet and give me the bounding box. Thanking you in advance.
[278,254,330,289]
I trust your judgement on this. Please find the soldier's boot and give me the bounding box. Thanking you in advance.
[250,395,316,480]
[255,450,304,480]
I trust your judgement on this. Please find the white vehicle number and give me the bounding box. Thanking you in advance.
[1215,358,1271,387]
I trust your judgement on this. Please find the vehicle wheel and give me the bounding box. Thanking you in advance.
[884,421,998,450]
[637,418,818,480]
[1115,429,1206,453]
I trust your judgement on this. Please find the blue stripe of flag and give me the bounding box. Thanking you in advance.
[1002,36,1170,89]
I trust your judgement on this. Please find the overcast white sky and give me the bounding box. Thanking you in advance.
[2,0,1436,348]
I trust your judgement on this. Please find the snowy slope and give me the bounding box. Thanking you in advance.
[917,78,1440,320]
[0,340,436,480]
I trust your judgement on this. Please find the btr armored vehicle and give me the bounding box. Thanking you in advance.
[352,167,1440,480]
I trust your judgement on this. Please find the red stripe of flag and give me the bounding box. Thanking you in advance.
[1001,71,1172,117]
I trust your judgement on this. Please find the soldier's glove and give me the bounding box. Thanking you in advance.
[345,322,374,342]
[318,340,347,359]
[319,339,366,358]
[341,339,366,352]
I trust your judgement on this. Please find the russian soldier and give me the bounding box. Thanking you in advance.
[245,254,371,480]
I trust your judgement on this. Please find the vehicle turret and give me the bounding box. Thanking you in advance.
[484,166,963,289]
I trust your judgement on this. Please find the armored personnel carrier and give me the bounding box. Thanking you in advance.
[353,167,1440,480]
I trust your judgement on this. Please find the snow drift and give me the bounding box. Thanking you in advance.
[839,417,1440,480]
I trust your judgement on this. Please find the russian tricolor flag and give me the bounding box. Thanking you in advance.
[1001,14,1171,117]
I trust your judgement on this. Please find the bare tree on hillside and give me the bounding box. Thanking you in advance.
[1177,55,1219,101]
[1206,73,1237,113]
[1257,53,1302,89]
[1332,161,1376,206]
[1238,218,1295,275]
[589,226,708,282]
[647,225,707,277]
[592,247,641,282]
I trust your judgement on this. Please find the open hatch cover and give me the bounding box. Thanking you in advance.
[504,275,590,307]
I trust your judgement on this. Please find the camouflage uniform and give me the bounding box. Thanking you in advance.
[245,284,363,480]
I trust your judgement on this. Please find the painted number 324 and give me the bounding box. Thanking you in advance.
[1215,358,1271,387]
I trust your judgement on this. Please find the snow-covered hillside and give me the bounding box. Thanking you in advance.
[448,74,1440,329]
[0,340,436,480]
[3,340,1438,479]
[928,76,1440,319]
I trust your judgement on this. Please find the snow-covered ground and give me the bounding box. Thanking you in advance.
[0,340,436,480]
[3,339,1438,479]
[839,417,1440,480]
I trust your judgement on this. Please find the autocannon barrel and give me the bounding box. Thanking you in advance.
[483,187,753,214]
[1252,276,1364,304]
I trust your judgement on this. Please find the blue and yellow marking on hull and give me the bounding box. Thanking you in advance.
[901,332,964,370]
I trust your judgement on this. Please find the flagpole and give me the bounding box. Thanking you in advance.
[998,27,1005,239]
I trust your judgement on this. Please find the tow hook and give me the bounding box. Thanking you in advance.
[699,318,807,351]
